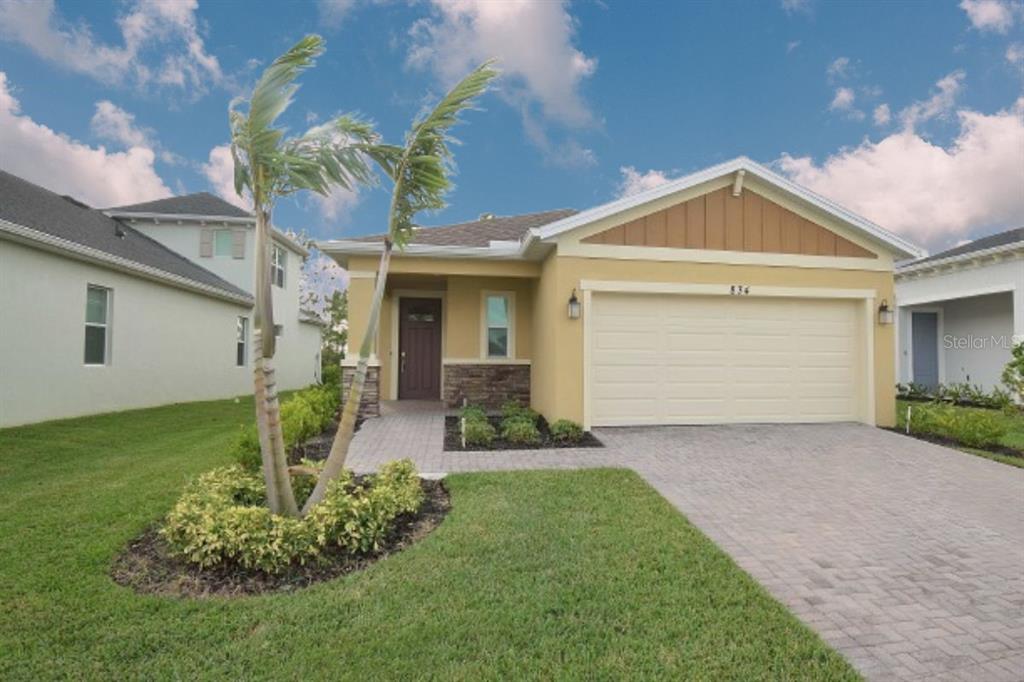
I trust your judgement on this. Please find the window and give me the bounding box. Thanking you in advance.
[236,317,248,366]
[271,245,286,287]
[213,229,233,256]
[484,293,512,358]
[84,285,111,365]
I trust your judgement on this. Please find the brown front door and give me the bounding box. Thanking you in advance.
[398,297,442,400]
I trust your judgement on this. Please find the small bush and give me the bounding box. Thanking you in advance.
[501,400,538,424]
[232,384,340,471]
[906,402,1007,450]
[161,459,423,574]
[463,419,496,447]
[1002,342,1024,404]
[460,404,487,424]
[549,419,584,444]
[502,418,541,446]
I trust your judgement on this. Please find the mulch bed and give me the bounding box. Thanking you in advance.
[882,427,1024,460]
[110,479,450,598]
[444,416,603,451]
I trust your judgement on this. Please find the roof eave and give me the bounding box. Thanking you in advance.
[895,241,1024,278]
[0,217,253,306]
[317,239,548,262]
[532,156,925,260]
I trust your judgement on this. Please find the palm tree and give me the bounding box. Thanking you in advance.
[230,35,382,517]
[302,61,499,513]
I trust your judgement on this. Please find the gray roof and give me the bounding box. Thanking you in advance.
[353,208,578,247]
[108,192,253,219]
[0,170,251,301]
[911,227,1024,266]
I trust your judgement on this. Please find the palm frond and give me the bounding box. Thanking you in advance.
[389,60,498,247]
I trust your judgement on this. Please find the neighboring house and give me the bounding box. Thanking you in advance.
[321,157,922,429]
[895,228,1023,392]
[0,171,322,428]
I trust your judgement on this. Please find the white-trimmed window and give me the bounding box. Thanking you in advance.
[483,292,513,358]
[271,245,286,288]
[84,285,111,365]
[236,317,248,367]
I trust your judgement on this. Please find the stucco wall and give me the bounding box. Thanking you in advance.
[0,241,252,427]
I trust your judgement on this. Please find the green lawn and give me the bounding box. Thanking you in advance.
[896,399,1024,468]
[0,399,857,680]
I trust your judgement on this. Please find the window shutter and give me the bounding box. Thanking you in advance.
[232,228,246,259]
[199,228,213,257]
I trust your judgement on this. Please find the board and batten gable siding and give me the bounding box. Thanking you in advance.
[581,187,876,259]
[0,239,252,427]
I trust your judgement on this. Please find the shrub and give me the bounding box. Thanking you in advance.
[460,404,487,424]
[1002,342,1024,404]
[501,400,538,424]
[161,459,423,574]
[502,418,541,446]
[463,419,496,447]
[232,384,340,471]
[549,419,584,444]
[906,402,1007,450]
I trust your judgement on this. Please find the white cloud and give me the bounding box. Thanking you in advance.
[617,166,672,198]
[0,0,222,94]
[827,56,851,81]
[781,0,812,14]
[314,186,361,221]
[873,103,892,126]
[959,0,1016,32]
[898,70,965,131]
[317,0,357,28]
[201,144,249,210]
[786,40,801,53]
[1008,43,1024,66]
[829,87,864,120]
[90,101,150,148]
[0,72,170,207]
[777,98,1024,249]
[408,0,596,128]
[520,107,596,169]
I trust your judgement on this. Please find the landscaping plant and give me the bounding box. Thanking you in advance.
[231,385,340,472]
[305,61,499,512]
[906,401,1008,450]
[228,35,383,516]
[501,418,542,446]
[549,419,585,444]
[1002,341,1024,405]
[463,419,497,447]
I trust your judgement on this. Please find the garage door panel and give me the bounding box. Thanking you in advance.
[589,292,863,426]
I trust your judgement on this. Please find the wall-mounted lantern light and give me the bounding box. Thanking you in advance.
[878,299,894,325]
[568,288,581,319]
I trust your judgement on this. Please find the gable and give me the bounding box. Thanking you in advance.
[581,187,876,259]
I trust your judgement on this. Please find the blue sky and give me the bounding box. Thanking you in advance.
[0,0,1021,255]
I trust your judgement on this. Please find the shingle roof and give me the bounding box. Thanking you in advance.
[0,170,251,301]
[910,227,1024,266]
[107,192,253,219]
[353,208,578,247]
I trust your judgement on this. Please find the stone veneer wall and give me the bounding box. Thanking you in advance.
[443,363,530,409]
[341,365,380,419]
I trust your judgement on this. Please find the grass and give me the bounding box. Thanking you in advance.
[895,399,1024,468]
[0,398,858,680]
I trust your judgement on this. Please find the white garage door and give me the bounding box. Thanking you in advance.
[588,292,864,426]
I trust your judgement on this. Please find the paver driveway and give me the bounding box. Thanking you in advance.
[349,406,1024,681]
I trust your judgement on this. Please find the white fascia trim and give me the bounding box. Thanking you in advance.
[106,210,309,257]
[895,242,1024,277]
[579,280,877,300]
[317,239,525,260]
[897,283,1017,308]
[527,156,925,259]
[0,218,253,306]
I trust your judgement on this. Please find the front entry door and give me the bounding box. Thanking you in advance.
[911,311,939,390]
[398,298,442,400]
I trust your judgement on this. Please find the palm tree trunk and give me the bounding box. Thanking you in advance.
[253,206,299,517]
[302,238,393,514]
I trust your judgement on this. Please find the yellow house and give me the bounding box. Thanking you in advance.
[320,157,923,429]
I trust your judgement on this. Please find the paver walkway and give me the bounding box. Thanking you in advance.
[349,404,1024,681]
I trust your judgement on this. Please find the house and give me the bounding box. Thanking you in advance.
[0,170,322,428]
[895,227,1023,392]
[321,157,922,429]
